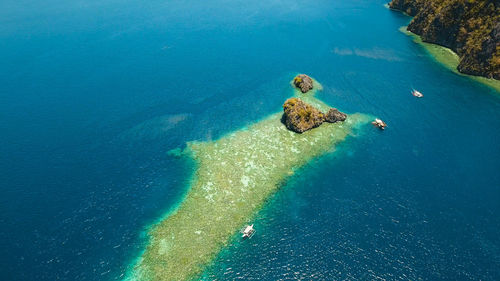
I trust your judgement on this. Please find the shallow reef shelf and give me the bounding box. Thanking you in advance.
[127,85,369,281]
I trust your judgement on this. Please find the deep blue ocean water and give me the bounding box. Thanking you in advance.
[1,0,499,280]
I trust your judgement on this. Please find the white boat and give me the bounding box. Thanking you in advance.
[412,89,423,98]
[241,224,255,239]
[372,118,387,130]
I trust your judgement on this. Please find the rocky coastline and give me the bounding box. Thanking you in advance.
[389,0,499,80]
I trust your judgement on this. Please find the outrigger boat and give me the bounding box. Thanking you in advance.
[241,224,255,239]
[372,118,387,130]
[411,89,423,98]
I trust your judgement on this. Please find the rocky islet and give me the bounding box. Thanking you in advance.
[293,74,315,93]
[282,98,347,133]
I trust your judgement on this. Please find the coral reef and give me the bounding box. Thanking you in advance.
[126,79,367,281]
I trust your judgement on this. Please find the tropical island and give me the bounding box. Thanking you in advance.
[126,76,369,281]
[389,0,499,80]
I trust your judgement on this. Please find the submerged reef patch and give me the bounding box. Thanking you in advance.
[126,81,369,281]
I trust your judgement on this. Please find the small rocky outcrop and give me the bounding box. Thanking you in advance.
[325,108,347,123]
[293,74,314,93]
[282,98,347,133]
[282,98,324,133]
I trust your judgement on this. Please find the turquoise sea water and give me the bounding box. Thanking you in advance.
[1,0,499,280]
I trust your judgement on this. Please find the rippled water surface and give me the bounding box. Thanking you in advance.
[0,0,499,280]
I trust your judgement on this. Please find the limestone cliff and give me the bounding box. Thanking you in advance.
[389,0,499,80]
